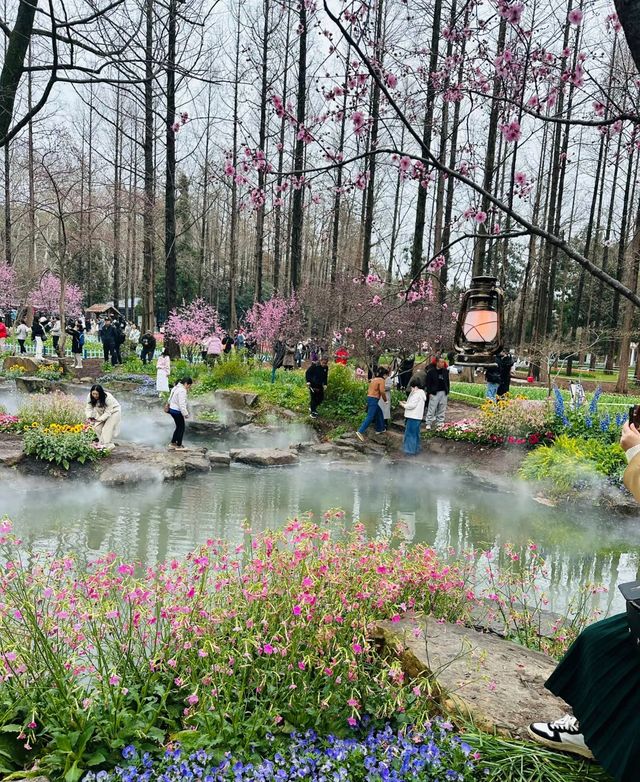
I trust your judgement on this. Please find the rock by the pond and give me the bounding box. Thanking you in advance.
[230,447,299,466]
[372,615,568,739]
[0,434,25,465]
[14,376,65,394]
[187,419,228,436]
[214,389,259,409]
[99,443,210,485]
[2,355,39,373]
[208,451,231,467]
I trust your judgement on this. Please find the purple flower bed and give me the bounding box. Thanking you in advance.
[84,723,479,782]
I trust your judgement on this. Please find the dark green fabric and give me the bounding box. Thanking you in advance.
[546,613,639,782]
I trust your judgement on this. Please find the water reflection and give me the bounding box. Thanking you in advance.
[1,460,640,614]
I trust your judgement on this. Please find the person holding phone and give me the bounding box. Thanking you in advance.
[527,420,640,781]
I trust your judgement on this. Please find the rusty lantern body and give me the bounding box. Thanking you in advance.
[454,275,504,366]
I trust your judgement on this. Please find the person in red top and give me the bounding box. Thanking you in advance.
[335,345,349,365]
[0,317,7,354]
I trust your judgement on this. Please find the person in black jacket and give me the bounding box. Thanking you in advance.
[101,319,118,365]
[139,331,156,364]
[31,318,47,360]
[66,321,84,368]
[305,358,327,418]
[424,358,450,430]
[497,349,515,397]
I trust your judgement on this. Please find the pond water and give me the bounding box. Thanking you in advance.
[1,383,640,616]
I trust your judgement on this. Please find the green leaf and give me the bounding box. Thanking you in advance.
[85,752,106,766]
[0,725,23,734]
[64,762,83,782]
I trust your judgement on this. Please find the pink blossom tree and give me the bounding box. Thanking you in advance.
[27,273,83,318]
[244,293,305,350]
[164,298,221,361]
[0,264,17,313]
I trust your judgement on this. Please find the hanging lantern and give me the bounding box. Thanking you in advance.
[454,275,504,366]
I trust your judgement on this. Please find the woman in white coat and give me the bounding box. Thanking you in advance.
[156,349,171,394]
[85,385,122,448]
[399,378,426,455]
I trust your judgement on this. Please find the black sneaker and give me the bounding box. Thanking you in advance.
[527,714,593,759]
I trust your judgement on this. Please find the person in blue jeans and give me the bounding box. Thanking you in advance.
[356,368,388,441]
[485,357,501,401]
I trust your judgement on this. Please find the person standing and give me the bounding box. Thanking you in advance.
[497,349,515,397]
[101,319,117,365]
[424,358,450,430]
[32,318,47,360]
[167,377,193,450]
[305,357,326,418]
[356,367,389,441]
[203,333,222,365]
[85,384,121,449]
[128,323,141,355]
[66,320,84,369]
[222,333,234,355]
[51,318,61,354]
[335,344,349,365]
[0,317,7,353]
[378,369,393,430]
[15,319,28,354]
[113,321,125,365]
[156,349,171,394]
[485,355,502,401]
[400,379,427,455]
[283,339,296,370]
[139,330,156,364]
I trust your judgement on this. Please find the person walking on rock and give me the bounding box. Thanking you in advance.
[424,358,450,430]
[167,377,192,450]
[85,384,121,449]
[15,319,28,354]
[356,367,389,441]
[156,349,171,394]
[400,378,427,455]
[203,333,222,365]
[305,357,326,418]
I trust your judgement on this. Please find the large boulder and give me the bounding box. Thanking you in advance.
[0,434,25,466]
[186,419,228,436]
[14,376,65,394]
[214,389,259,409]
[372,616,569,739]
[208,451,231,467]
[2,356,38,373]
[230,448,299,467]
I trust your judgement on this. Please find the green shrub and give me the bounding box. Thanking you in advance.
[23,424,103,470]
[211,354,251,386]
[519,434,625,495]
[323,364,368,422]
[18,392,85,428]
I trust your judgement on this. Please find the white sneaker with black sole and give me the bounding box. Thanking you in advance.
[527,714,594,759]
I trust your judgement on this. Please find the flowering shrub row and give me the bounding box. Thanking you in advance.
[85,724,478,782]
[18,391,85,428]
[0,414,20,433]
[0,518,599,780]
[553,385,627,445]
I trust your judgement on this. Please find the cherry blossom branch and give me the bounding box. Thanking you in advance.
[323,0,640,309]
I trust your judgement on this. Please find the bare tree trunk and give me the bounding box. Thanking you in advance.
[615,203,640,394]
[0,0,38,144]
[409,0,442,278]
[253,0,271,301]
[289,0,307,291]
[228,4,242,329]
[142,0,155,331]
[198,87,212,298]
[272,4,291,293]
[361,0,384,276]
[330,45,350,285]
[472,17,507,277]
[165,0,178,319]
[112,86,122,309]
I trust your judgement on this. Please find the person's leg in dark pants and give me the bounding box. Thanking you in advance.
[170,410,185,446]
[103,342,110,362]
[18,340,25,354]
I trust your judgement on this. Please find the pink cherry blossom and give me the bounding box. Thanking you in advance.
[568,8,583,25]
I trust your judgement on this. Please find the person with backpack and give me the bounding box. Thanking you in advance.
[139,330,156,364]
